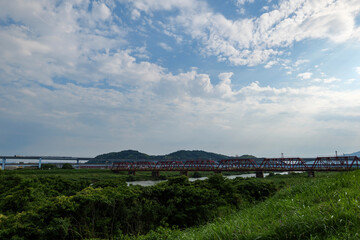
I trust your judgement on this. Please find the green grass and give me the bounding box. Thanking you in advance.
[137,171,360,240]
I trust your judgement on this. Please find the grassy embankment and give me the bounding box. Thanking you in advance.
[137,171,360,240]
[2,169,359,239]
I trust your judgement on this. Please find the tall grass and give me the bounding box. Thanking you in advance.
[138,171,360,240]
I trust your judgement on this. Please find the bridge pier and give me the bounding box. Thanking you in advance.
[180,171,188,176]
[38,157,42,169]
[307,171,315,177]
[76,159,80,169]
[256,171,264,178]
[128,170,136,175]
[214,170,222,174]
[1,158,5,170]
[152,171,160,177]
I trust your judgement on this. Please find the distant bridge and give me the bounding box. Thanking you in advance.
[0,156,99,170]
[111,156,360,177]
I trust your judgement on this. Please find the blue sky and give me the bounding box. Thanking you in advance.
[1,0,360,157]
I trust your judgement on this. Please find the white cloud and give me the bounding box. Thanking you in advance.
[216,72,234,98]
[127,0,360,66]
[131,9,141,20]
[264,60,277,68]
[312,77,341,84]
[123,0,195,13]
[97,50,166,84]
[297,72,313,80]
[236,0,255,6]
[92,2,112,21]
[294,59,310,67]
[3,65,360,156]
[0,0,126,86]
[2,53,360,156]
[323,77,341,84]
[1,0,360,157]
[355,67,360,75]
[346,78,355,84]
[158,42,173,51]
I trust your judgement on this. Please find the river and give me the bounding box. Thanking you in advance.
[126,172,290,186]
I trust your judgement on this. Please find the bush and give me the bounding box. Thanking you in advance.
[41,164,57,170]
[192,172,202,178]
[0,172,279,239]
[61,163,74,169]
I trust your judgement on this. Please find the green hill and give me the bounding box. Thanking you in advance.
[164,150,229,161]
[349,151,360,157]
[95,150,151,160]
[89,150,255,163]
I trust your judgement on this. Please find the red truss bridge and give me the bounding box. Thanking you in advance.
[111,156,360,177]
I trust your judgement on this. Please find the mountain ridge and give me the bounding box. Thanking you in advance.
[89,150,255,163]
[347,151,360,157]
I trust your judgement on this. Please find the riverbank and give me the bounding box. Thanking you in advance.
[0,169,281,239]
[1,169,358,239]
[136,170,360,239]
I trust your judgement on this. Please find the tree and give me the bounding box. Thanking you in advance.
[41,164,57,170]
[62,163,74,169]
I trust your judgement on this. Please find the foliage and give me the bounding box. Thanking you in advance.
[61,163,74,169]
[191,171,202,178]
[0,171,277,239]
[149,171,360,240]
[41,164,58,170]
[165,150,229,160]
[95,150,151,160]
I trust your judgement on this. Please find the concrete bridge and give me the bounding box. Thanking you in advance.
[0,155,97,170]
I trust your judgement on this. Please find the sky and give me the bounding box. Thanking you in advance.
[1,0,360,158]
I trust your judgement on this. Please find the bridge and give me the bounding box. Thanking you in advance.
[1,155,359,178]
[111,156,360,177]
[0,155,99,170]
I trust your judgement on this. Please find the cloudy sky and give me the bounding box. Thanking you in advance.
[1,0,360,158]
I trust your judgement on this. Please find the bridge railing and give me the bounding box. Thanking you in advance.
[110,156,360,173]
[111,161,134,171]
[261,158,309,171]
[218,158,258,171]
[155,160,184,170]
[312,156,359,171]
[183,160,218,171]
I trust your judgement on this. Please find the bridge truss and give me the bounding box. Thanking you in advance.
[112,156,360,175]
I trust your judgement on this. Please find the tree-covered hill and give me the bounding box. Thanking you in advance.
[89,150,255,163]
[95,150,152,160]
[165,150,229,161]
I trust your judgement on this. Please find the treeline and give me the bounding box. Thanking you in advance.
[0,173,275,239]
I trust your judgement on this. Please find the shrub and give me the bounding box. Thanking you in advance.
[192,172,202,178]
[61,163,74,169]
[41,164,57,170]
